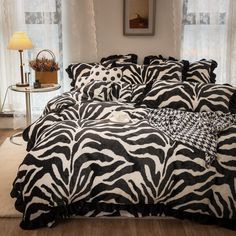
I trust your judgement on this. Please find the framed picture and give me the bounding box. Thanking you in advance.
[123,0,156,36]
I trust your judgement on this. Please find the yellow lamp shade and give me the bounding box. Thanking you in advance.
[7,32,34,50]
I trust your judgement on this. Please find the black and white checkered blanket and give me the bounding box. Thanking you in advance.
[148,108,236,167]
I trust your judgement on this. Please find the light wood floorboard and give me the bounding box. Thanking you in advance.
[0,218,236,236]
[0,129,235,236]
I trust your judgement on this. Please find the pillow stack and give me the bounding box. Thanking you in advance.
[66,54,137,102]
[65,53,236,113]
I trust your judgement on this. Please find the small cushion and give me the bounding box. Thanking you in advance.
[185,59,217,83]
[143,55,217,83]
[75,65,122,89]
[81,81,115,102]
[131,84,147,103]
[116,63,183,85]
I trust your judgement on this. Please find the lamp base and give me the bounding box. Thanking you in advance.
[16,82,29,87]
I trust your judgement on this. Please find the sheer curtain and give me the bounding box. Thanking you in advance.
[0,0,25,113]
[0,0,63,128]
[181,0,236,86]
[226,0,236,85]
[62,0,98,91]
[172,0,183,59]
[0,0,98,126]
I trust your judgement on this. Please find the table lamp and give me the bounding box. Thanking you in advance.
[7,32,34,87]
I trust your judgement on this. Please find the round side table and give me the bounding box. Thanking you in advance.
[9,84,61,145]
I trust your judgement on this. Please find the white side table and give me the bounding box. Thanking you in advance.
[9,84,61,145]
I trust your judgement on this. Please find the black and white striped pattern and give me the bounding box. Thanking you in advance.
[143,55,189,81]
[131,84,147,103]
[186,59,218,83]
[11,92,236,230]
[146,62,183,82]
[100,54,138,68]
[66,63,98,89]
[117,63,143,84]
[116,63,182,85]
[142,80,236,113]
[80,81,116,102]
[144,55,217,83]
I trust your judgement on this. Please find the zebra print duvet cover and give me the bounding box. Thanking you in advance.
[11,91,236,230]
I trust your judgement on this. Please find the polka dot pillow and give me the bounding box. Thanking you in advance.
[75,65,123,89]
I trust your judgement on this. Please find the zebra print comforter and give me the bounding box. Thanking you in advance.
[11,91,236,229]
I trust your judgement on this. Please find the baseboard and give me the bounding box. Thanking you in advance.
[0,112,14,129]
[0,117,14,129]
[0,112,14,118]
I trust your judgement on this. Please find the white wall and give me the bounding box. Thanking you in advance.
[94,0,181,64]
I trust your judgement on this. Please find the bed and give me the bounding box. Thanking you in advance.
[10,54,236,229]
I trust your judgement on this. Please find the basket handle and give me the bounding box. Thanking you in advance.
[36,49,56,61]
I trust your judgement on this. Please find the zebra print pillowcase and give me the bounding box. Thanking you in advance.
[112,82,152,103]
[81,80,133,102]
[66,63,98,89]
[116,63,183,85]
[131,84,146,103]
[81,81,118,102]
[143,54,166,65]
[80,80,151,103]
[111,81,132,102]
[144,55,217,83]
[100,54,138,68]
[186,59,218,83]
[142,80,236,113]
[148,61,187,82]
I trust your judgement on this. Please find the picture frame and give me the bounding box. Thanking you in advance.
[123,0,156,36]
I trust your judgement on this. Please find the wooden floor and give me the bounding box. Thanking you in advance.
[0,129,236,236]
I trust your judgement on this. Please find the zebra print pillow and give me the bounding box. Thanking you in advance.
[142,80,236,113]
[108,82,153,103]
[81,80,132,103]
[66,63,98,89]
[75,65,122,90]
[147,62,185,82]
[143,54,165,65]
[116,63,182,85]
[131,84,146,103]
[81,81,116,102]
[144,55,217,83]
[117,82,132,102]
[100,54,138,68]
[145,56,189,81]
[186,59,218,83]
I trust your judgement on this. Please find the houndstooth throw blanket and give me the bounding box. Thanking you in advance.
[148,108,236,167]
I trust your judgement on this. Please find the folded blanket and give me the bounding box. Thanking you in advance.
[148,108,236,167]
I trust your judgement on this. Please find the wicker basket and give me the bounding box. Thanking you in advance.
[35,49,58,84]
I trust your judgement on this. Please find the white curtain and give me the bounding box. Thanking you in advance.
[62,0,98,91]
[172,0,183,59]
[226,0,236,85]
[0,0,62,128]
[0,0,98,128]
[0,0,25,113]
[181,0,236,86]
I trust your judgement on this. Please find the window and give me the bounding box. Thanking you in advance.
[24,0,63,79]
[181,0,230,84]
[0,0,62,126]
[23,0,63,113]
